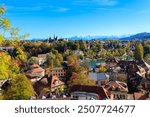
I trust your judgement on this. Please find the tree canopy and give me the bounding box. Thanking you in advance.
[134,43,144,62]
[3,74,35,100]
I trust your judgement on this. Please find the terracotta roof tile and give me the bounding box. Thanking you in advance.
[134,92,150,100]
[104,81,128,92]
[69,85,110,100]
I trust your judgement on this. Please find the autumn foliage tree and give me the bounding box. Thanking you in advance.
[67,72,96,88]
[66,54,96,88]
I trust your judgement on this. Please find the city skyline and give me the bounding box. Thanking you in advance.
[1,0,150,38]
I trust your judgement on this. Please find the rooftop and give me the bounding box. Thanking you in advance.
[69,85,110,100]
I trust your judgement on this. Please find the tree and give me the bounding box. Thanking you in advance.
[28,57,39,65]
[46,53,54,67]
[9,59,20,74]
[65,54,82,82]
[0,5,10,45]
[0,52,11,79]
[134,43,144,62]
[144,45,150,56]
[0,52,21,79]
[67,54,81,73]
[3,74,35,100]
[46,52,63,67]
[99,64,107,73]
[54,58,61,67]
[98,41,103,51]
[0,34,4,45]
[48,59,54,68]
[80,41,87,51]
[0,5,10,31]
[14,47,27,62]
[82,60,89,71]
[67,72,96,88]
[144,54,150,64]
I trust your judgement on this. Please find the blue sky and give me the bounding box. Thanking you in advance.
[1,0,150,38]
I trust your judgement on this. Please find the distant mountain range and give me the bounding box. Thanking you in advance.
[29,32,150,41]
[68,32,150,41]
[68,35,119,40]
[120,32,150,40]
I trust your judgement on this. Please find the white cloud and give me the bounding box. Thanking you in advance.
[55,7,70,12]
[99,0,118,6]
[74,0,118,6]
[7,6,42,11]
[7,5,69,13]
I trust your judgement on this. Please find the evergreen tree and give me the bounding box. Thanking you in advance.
[134,43,144,62]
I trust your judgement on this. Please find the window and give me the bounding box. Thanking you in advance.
[122,95,125,99]
[116,94,119,99]
[120,95,122,99]
[73,96,78,99]
[114,94,116,99]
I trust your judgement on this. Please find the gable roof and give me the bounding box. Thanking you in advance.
[33,75,64,96]
[37,75,64,89]
[49,76,64,88]
[26,67,44,74]
[31,64,39,68]
[26,64,45,78]
[104,81,128,92]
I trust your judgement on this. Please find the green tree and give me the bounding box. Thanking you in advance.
[14,47,27,62]
[0,5,10,31]
[98,41,103,51]
[0,52,20,79]
[3,74,35,100]
[0,5,10,45]
[48,59,54,68]
[134,43,144,62]
[144,54,150,64]
[54,58,61,67]
[144,45,150,56]
[0,52,11,79]
[0,34,4,45]
[28,57,39,65]
[80,41,87,51]
[99,64,107,73]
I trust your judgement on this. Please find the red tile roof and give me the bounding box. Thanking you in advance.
[134,92,150,100]
[104,81,128,92]
[31,64,39,68]
[34,75,64,95]
[27,67,44,73]
[69,85,110,100]
[49,76,64,88]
